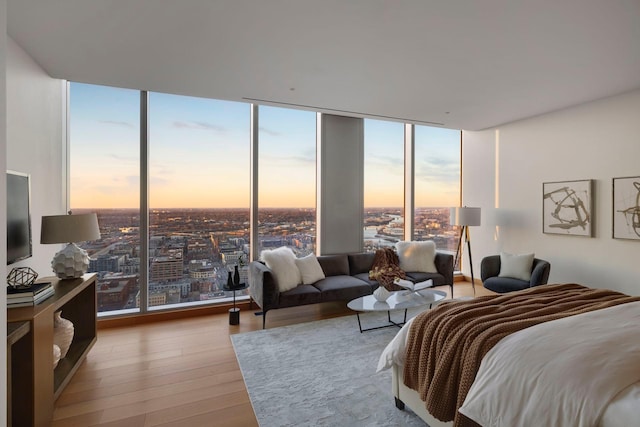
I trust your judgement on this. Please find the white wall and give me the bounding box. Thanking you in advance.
[463,89,640,295]
[1,0,9,420]
[6,36,66,277]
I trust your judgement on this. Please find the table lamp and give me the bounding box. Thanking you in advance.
[40,212,101,279]
[450,207,481,295]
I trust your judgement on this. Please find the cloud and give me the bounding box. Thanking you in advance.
[109,153,138,163]
[99,120,135,129]
[173,121,226,133]
[259,126,281,137]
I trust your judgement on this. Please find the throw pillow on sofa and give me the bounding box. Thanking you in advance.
[294,254,326,285]
[395,240,437,273]
[260,247,301,292]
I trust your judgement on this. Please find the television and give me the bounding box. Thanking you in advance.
[7,171,33,265]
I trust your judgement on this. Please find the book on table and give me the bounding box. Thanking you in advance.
[393,278,433,292]
[7,282,54,307]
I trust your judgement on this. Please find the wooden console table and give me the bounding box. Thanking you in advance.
[7,274,97,427]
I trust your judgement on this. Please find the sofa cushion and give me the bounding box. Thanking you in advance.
[313,275,371,302]
[352,272,378,289]
[260,247,301,292]
[348,252,376,275]
[317,255,350,276]
[395,241,437,273]
[405,271,446,287]
[294,254,326,285]
[278,284,322,308]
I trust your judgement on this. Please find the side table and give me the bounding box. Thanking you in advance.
[223,283,248,325]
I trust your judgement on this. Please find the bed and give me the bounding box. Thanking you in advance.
[377,283,640,427]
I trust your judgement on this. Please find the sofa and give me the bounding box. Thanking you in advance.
[249,251,454,328]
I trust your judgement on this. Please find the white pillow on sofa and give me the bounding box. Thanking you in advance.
[260,247,301,292]
[499,252,534,281]
[294,254,326,285]
[395,241,437,273]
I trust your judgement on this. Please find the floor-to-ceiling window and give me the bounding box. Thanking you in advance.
[69,83,461,315]
[414,126,461,260]
[258,106,316,257]
[69,83,141,314]
[148,93,250,309]
[363,119,405,252]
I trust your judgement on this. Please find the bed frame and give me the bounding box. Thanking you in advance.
[392,364,453,427]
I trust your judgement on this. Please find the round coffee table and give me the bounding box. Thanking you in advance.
[347,289,447,333]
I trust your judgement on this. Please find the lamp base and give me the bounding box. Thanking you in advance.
[51,243,90,279]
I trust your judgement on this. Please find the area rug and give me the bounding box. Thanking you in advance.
[231,310,428,427]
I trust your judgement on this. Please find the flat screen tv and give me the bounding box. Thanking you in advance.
[7,170,33,265]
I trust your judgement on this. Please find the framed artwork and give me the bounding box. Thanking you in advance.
[612,176,640,240]
[542,179,592,236]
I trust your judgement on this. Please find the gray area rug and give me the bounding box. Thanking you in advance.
[231,310,428,427]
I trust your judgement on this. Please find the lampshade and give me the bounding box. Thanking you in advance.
[450,207,481,226]
[41,213,101,244]
[40,213,101,279]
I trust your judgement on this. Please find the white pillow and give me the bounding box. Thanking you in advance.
[499,252,534,281]
[260,247,301,292]
[294,254,326,285]
[395,241,437,273]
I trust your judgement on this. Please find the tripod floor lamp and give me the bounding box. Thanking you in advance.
[450,207,481,295]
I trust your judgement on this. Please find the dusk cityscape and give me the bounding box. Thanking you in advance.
[75,207,459,314]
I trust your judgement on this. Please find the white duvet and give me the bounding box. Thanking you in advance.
[378,301,640,427]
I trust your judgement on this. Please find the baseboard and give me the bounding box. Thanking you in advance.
[97,299,255,329]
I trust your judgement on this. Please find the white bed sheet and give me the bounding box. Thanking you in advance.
[377,307,640,427]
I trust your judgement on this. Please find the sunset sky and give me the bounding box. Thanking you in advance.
[70,83,459,209]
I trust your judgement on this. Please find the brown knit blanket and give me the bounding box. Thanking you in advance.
[369,248,406,291]
[403,283,640,427]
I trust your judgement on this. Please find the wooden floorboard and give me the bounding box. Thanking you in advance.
[53,281,491,426]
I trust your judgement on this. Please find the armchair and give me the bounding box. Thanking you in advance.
[481,255,550,293]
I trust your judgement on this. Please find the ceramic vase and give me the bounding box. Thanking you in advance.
[53,344,62,369]
[53,311,74,359]
[373,286,391,302]
[233,265,240,287]
[226,271,233,289]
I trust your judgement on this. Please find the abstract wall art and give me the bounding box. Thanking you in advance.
[543,179,593,236]
[612,176,640,240]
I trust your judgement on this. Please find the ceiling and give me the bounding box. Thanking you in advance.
[7,0,640,131]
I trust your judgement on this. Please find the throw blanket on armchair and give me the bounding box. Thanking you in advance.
[403,283,640,427]
[369,248,406,291]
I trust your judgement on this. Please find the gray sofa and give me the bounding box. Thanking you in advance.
[249,251,454,328]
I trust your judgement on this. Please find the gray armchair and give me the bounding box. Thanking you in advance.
[481,255,550,293]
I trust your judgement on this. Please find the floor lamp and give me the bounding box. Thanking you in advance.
[450,207,481,296]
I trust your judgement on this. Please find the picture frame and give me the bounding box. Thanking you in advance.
[542,179,593,236]
[612,176,640,240]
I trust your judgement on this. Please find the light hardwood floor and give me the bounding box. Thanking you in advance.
[52,281,492,427]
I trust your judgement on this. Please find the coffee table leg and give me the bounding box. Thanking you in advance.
[356,313,363,333]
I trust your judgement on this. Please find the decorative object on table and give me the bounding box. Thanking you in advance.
[369,248,406,291]
[450,206,481,295]
[53,310,74,358]
[7,282,54,307]
[40,212,101,279]
[53,344,61,369]
[542,179,592,237]
[373,285,391,302]
[226,271,233,288]
[6,266,38,289]
[394,277,433,293]
[612,176,640,240]
[233,264,240,287]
